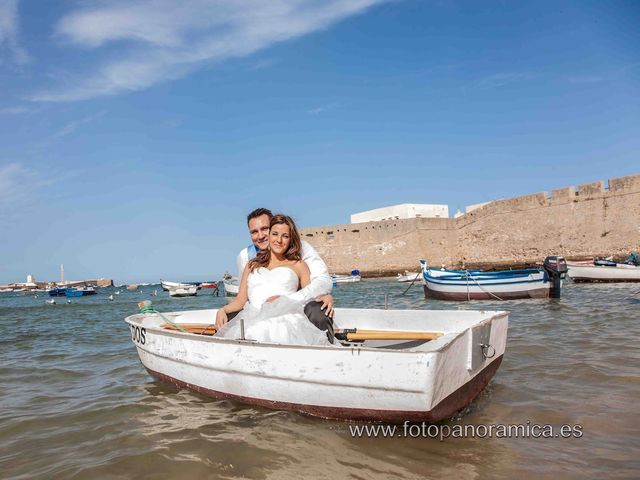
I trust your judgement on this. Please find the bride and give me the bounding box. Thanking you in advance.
[215,214,333,346]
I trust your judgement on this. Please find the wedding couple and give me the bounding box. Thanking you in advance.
[215,208,335,345]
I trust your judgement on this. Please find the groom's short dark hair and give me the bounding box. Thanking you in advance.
[247,208,273,225]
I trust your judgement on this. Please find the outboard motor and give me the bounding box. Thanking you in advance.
[543,256,568,298]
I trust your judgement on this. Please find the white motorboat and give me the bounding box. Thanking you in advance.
[222,276,239,296]
[397,271,421,283]
[168,285,198,297]
[125,307,508,422]
[331,275,361,284]
[567,263,640,282]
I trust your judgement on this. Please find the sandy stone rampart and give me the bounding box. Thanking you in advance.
[300,174,640,275]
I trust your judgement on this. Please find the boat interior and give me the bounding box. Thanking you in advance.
[132,307,507,352]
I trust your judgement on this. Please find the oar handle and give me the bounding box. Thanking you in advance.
[335,329,443,341]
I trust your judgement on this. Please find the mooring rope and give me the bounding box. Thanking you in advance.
[138,301,190,333]
[464,271,505,301]
[400,271,422,296]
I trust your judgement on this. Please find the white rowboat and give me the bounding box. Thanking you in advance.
[168,285,198,297]
[397,271,421,283]
[567,263,640,282]
[125,307,508,422]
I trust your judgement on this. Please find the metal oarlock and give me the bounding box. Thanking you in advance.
[240,318,245,340]
[480,343,496,359]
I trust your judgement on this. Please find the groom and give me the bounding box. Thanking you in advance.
[232,208,335,341]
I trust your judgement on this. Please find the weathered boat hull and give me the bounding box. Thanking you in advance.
[145,356,503,422]
[567,264,640,282]
[125,308,508,422]
[424,284,551,300]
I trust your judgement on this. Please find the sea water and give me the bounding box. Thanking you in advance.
[1,280,639,479]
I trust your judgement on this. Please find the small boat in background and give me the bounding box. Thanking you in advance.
[332,270,361,285]
[421,257,567,301]
[222,275,239,296]
[161,279,200,291]
[65,286,97,297]
[200,282,219,289]
[168,285,198,297]
[397,271,421,283]
[48,288,69,297]
[567,261,640,283]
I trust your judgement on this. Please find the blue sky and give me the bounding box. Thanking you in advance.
[0,0,639,284]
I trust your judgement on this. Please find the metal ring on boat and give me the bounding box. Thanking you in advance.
[480,343,496,359]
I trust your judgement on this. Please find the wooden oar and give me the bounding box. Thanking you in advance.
[160,324,444,342]
[335,328,443,341]
[161,323,217,335]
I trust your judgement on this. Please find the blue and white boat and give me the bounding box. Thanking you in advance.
[65,286,97,297]
[331,269,361,285]
[48,288,69,297]
[420,257,567,301]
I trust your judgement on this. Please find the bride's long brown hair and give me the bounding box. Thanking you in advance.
[249,214,302,272]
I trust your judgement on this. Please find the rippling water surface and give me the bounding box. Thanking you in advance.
[1,281,639,479]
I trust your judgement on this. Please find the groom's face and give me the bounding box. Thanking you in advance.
[248,214,271,251]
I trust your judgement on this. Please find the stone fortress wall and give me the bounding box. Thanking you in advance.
[300,174,640,275]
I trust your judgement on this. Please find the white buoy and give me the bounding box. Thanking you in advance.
[108,294,114,301]
[46,299,56,305]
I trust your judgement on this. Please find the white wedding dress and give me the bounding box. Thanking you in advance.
[216,266,332,346]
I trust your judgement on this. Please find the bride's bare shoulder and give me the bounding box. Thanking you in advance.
[290,260,309,275]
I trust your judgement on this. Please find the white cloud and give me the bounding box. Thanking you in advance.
[51,110,107,139]
[0,0,29,65]
[0,105,29,114]
[0,163,49,213]
[249,57,279,71]
[32,0,388,102]
[307,101,340,115]
[476,72,536,89]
